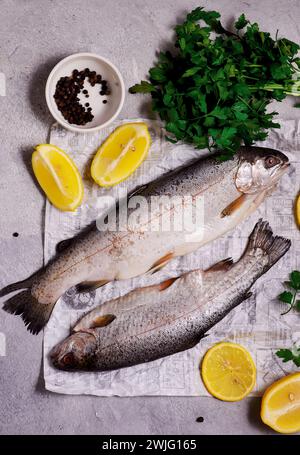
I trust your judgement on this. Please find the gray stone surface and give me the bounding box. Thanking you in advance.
[0,0,299,435]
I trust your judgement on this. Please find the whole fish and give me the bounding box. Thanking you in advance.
[1,147,289,334]
[50,220,291,371]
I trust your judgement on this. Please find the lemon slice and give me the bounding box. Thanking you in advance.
[91,122,151,187]
[261,372,300,434]
[32,144,84,212]
[201,342,256,401]
[295,193,300,229]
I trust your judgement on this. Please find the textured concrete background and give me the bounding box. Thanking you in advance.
[0,0,300,435]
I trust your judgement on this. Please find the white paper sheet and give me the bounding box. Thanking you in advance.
[44,119,300,396]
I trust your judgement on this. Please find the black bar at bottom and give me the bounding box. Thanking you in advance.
[0,435,299,453]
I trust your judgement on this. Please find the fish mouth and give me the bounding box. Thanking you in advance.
[49,343,60,360]
[274,150,289,165]
[277,160,290,176]
[49,343,69,369]
[266,160,290,188]
[50,332,97,371]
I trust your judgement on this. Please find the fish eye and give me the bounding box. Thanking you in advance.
[265,156,280,168]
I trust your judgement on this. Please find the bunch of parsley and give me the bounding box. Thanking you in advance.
[130,7,300,160]
[276,270,300,367]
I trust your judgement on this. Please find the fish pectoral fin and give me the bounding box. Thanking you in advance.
[76,280,110,293]
[159,277,179,291]
[147,253,174,275]
[89,314,116,328]
[205,257,234,272]
[221,194,246,218]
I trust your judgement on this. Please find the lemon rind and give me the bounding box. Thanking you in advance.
[90,123,151,188]
[201,342,256,402]
[261,372,300,434]
[32,144,84,212]
[295,193,300,229]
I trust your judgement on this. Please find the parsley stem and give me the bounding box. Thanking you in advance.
[248,83,300,96]
[188,114,207,121]
[237,96,256,112]
[261,87,300,96]
[242,75,260,81]
[257,100,268,112]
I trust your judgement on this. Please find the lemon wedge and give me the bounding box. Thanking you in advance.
[201,342,256,401]
[261,372,300,434]
[295,193,300,229]
[32,144,83,212]
[91,122,151,187]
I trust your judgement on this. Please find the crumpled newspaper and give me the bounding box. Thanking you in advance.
[44,118,300,396]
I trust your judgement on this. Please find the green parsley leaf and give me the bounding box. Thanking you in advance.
[278,270,300,315]
[276,348,300,367]
[217,127,237,148]
[129,81,156,94]
[209,106,228,120]
[278,291,293,305]
[186,7,220,25]
[178,37,186,50]
[163,94,173,107]
[235,14,248,30]
[182,67,201,78]
[290,271,300,290]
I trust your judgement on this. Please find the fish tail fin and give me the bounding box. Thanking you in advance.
[246,219,291,267]
[2,290,55,335]
[0,275,36,297]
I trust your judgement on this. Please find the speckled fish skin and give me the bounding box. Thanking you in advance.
[50,220,291,372]
[1,146,290,334]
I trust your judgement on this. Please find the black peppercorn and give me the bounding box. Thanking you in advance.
[54,68,110,125]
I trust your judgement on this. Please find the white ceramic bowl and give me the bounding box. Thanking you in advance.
[45,53,125,133]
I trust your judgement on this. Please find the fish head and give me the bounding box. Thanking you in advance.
[50,331,97,371]
[236,147,290,194]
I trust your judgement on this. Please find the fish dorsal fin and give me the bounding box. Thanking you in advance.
[148,252,174,275]
[205,257,233,272]
[90,314,116,329]
[221,194,246,218]
[158,277,179,291]
[76,280,110,293]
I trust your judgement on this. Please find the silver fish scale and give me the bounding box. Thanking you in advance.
[31,154,242,304]
[90,248,270,370]
[93,276,202,342]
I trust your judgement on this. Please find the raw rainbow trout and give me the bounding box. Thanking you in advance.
[1,147,289,334]
[50,220,290,371]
